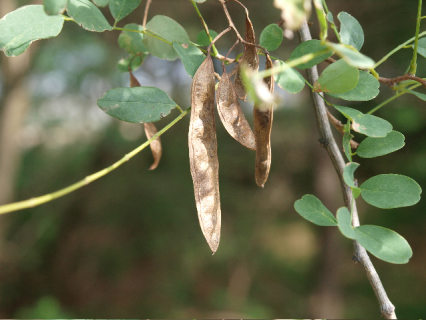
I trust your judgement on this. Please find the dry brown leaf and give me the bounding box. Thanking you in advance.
[217,68,256,150]
[253,55,274,187]
[130,70,162,170]
[234,12,259,101]
[188,55,221,253]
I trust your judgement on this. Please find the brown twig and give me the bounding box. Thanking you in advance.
[142,0,152,29]
[299,21,397,319]
[207,27,232,52]
[326,109,359,149]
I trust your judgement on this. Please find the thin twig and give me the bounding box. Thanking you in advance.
[299,21,397,319]
[326,109,359,149]
[142,0,152,29]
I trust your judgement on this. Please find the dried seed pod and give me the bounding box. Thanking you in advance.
[253,55,274,187]
[130,71,162,170]
[234,12,259,101]
[189,55,221,253]
[217,67,256,150]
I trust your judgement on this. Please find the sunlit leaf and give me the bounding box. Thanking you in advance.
[0,5,65,57]
[98,87,176,123]
[67,0,112,32]
[294,195,338,226]
[93,0,109,6]
[338,11,364,51]
[327,42,374,69]
[173,42,206,77]
[337,207,356,239]
[315,59,359,94]
[343,162,361,198]
[360,174,422,209]
[328,71,379,101]
[44,0,69,15]
[274,60,305,93]
[357,131,405,158]
[109,0,141,22]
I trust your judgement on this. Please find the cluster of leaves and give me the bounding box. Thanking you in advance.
[0,0,423,263]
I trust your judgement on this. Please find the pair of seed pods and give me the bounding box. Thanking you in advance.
[189,44,274,253]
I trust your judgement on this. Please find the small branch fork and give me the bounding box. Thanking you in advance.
[299,21,397,319]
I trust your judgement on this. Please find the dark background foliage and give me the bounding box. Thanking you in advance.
[0,0,425,318]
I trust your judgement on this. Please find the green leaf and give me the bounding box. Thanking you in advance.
[328,71,379,101]
[326,11,334,23]
[315,59,359,94]
[116,54,143,72]
[67,0,112,32]
[357,131,405,158]
[407,89,426,101]
[334,105,392,137]
[337,207,356,239]
[0,5,65,57]
[44,0,69,15]
[274,60,305,94]
[338,12,364,51]
[259,24,283,52]
[343,162,361,198]
[343,121,352,162]
[118,23,148,54]
[93,0,109,6]
[289,40,332,69]
[327,42,375,69]
[173,42,206,78]
[196,29,218,46]
[413,37,426,58]
[97,87,176,123]
[143,15,190,60]
[354,225,412,264]
[109,0,141,22]
[360,174,422,209]
[313,0,327,41]
[294,195,338,226]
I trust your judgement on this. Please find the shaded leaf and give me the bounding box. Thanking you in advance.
[360,174,422,209]
[118,23,148,54]
[97,87,176,123]
[196,29,217,46]
[173,42,206,78]
[44,0,69,15]
[289,39,332,69]
[407,89,426,101]
[294,195,338,226]
[326,11,334,23]
[143,15,189,60]
[343,162,361,198]
[259,24,283,52]
[274,60,305,93]
[338,11,364,51]
[92,0,109,6]
[354,225,412,264]
[413,37,426,58]
[337,207,356,239]
[67,0,112,32]
[327,42,374,69]
[334,105,392,137]
[116,54,143,72]
[0,5,64,57]
[328,71,379,101]
[357,131,405,158]
[315,59,359,94]
[109,0,141,22]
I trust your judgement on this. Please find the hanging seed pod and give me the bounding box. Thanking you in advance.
[188,55,221,253]
[253,55,274,187]
[217,67,256,150]
[234,11,259,101]
[130,71,162,170]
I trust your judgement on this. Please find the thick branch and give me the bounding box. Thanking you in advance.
[299,21,397,319]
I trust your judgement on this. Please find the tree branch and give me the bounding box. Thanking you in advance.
[299,21,397,319]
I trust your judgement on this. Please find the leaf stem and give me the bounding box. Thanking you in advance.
[409,0,422,75]
[321,0,341,42]
[191,1,219,57]
[0,108,191,215]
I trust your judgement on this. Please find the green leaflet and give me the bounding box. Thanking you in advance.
[334,105,392,137]
[143,15,190,61]
[67,0,112,32]
[315,59,359,94]
[274,60,305,94]
[0,5,64,57]
[328,71,379,101]
[259,24,283,52]
[116,54,143,72]
[98,87,176,123]
[196,29,218,46]
[93,0,109,6]
[173,42,206,78]
[338,11,364,51]
[357,131,405,158]
[360,174,422,209]
[118,24,148,54]
[44,0,69,15]
[294,195,338,226]
[343,162,361,198]
[289,40,333,69]
[109,0,141,22]
[327,42,374,69]
[337,207,356,239]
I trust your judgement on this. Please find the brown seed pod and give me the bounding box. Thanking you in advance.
[130,71,162,170]
[234,12,259,101]
[217,67,256,150]
[253,55,274,188]
[188,55,221,253]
